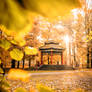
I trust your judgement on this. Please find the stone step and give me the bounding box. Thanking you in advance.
[39,65,74,70]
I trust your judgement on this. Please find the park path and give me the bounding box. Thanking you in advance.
[8,70,92,92]
[30,70,91,76]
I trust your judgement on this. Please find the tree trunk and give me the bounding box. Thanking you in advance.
[29,58,31,68]
[74,44,76,67]
[11,59,16,68]
[48,56,49,64]
[87,47,89,68]
[17,61,20,68]
[23,53,25,69]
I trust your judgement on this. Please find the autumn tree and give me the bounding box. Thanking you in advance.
[0,25,38,69]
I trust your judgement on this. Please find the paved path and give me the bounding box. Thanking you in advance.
[30,70,91,76]
[8,70,92,92]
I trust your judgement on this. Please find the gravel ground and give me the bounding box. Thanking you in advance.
[8,70,92,92]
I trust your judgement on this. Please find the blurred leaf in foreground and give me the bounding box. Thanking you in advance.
[0,0,81,31]
[8,69,30,82]
[0,77,10,88]
[0,0,30,31]
[36,84,55,92]
[0,77,10,92]
[21,0,81,19]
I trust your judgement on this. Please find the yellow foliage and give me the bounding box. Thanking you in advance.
[36,84,55,92]
[22,0,81,19]
[18,40,26,47]
[0,59,1,64]
[13,25,32,46]
[0,0,32,32]
[87,31,92,41]
[0,39,11,50]
[0,67,4,73]
[30,86,36,92]
[8,69,30,82]
[61,89,69,92]
[14,87,28,92]
[10,49,23,61]
[14,37,26,47]
[0,24,30,47]
[10,40,17,45]
[0,25,16,36]
[0,0,81,34]
[24,47,38,55]
[11,38,26,47]
[72,88,86,92]
[0,25,26,47]
[0,25,7,34]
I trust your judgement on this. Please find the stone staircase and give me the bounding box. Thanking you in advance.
[39,65,74,70]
